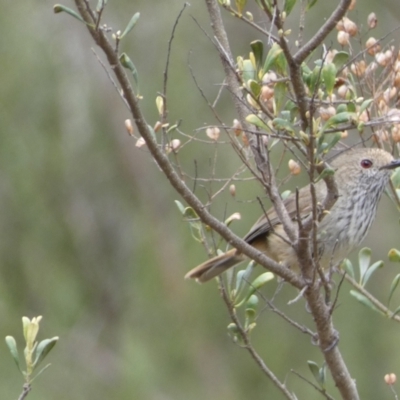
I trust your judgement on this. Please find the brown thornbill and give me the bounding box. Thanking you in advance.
[185,148,400,283]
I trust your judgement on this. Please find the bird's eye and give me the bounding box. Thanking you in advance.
[360,159,373,169]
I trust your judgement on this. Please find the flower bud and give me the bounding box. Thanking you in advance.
[343,17,358,36]
[154,121,163,132]
[375,52,388,67]
[365,37,380,56]
[233,119,243,136]
[260,85,274,102]
[337,31,350,46]
[288,159,301,175]
[229,184,236,197]
[319,106,336,121]
[384,373,397,385]
[125,119,134,136]
[262,71,277,85]
[337,85,349,99]
[392,125,400,143]
[367,12,377,29]
[351,60,366,76]
[206,126,220,141]
[170,139,181,151]
[135,137,146,148]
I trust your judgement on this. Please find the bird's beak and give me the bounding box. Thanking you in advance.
[380,159,400,170]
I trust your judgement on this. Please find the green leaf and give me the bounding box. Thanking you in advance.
[245,114,269,131]
[388,274,400,306]
[263,43,283,75]
[319,363,327,388]
[321,111,354,133]
[245,294,259,320]
[361,260,384,287]
[284,0,297,15]
[242,59,256,82]
[272,118,295,134]
[235,0,248,15]
[249,80,261,98]
[120,12,140,39]
[388,248,400,262]
[53,4,86,24]
[225,212,241,226]
[5,336,21,372]
[391,169,400,190]
[323,132,341,154]
[33,337,59,370]
[174,200,186,214]
[281,190,291,200]
[306,0,318,10]
[358,247,371,284]
[250,40,263,69]
[322,63,336,95]
[119,53,139,87]
[392,305,400,318]
[307,360,321,385]
[350,290,383,314]
[234,261,256,302]
[341,259,355,280]
[96,0,108,12]
[308,65,322,93]
[358,99,373,115]
[332,51,349,69]
[274,82,287,114]
[244,272,274,302]
[315,167,335,182]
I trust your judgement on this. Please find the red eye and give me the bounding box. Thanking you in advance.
[361,159,373,169]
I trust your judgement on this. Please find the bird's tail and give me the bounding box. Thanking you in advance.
[185,249,245,283]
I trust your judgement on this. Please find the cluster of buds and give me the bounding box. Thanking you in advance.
[336,17,358,46]
[259,71,277,113]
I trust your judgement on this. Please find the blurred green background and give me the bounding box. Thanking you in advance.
[1,1,400,399]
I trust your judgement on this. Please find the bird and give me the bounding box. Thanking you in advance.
[185,148,400,283]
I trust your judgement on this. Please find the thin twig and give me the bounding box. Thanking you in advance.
[18,384,31,400]
[219,281,296,400]
[291,369,335,400]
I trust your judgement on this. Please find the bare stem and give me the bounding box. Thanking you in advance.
[17,384,31,400]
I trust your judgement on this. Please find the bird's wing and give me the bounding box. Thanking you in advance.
[243,186,317,245]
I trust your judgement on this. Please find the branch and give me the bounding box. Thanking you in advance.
[18,384,31,400]
[72,0,305,289]
[293,0,352,64]
[219,282,296,400]
[204,0,298,245]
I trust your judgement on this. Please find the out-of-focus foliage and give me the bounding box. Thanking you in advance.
[1,1,400,399]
